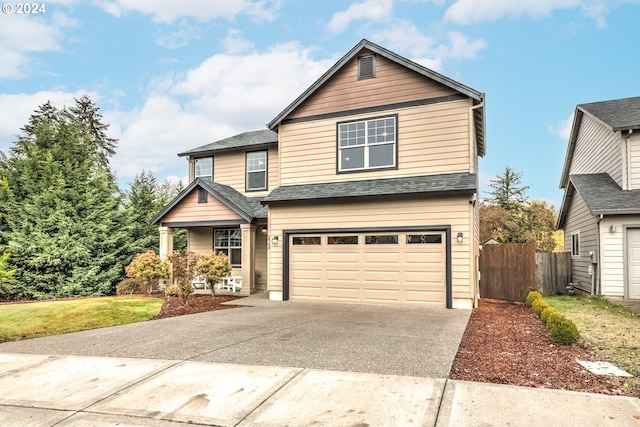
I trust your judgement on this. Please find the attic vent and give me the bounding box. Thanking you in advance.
[358,55,375,80]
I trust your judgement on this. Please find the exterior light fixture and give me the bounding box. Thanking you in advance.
[457,232,463,243]
[261,226,268,235]
[271,235,279,245]
[610,225,616,233]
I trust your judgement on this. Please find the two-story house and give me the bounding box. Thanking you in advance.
[151,39,486,309]
[558,96,640,300]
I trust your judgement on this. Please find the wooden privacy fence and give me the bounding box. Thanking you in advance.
[480,243,536,301]
[535,252,571,295]
[480,243,573,301]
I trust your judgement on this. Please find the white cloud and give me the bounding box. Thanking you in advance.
[107,42,335,181]
[444,0,580,24]
[547,112,575,141]
[156,21,202,49]
[221,28,255,54]
[0,15,65,78]
[583,3,608,28]
[373,23,486,71]
[326,0,394,34]
[98,0,280,23]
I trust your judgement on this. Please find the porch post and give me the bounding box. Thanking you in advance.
[158,226,174,259]
[240,223,255,296]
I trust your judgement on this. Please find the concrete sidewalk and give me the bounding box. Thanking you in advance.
[0,352,638,427]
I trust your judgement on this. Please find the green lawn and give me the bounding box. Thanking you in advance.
[546,295,640,378]
[0,296,165,341]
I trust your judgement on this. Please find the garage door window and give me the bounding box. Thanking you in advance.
[293,236,321,245]
[328,236,358,245]
[365,235,398,244]
[407,234,442,244]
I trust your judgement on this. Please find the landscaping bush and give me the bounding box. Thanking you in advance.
[164,284,181,298]
[525,290,543,307]
[532,298,550,317]
[546,312,580,345]
[116,278,143,295]
[195,252,232,296]
[168,251,199,304]
[540,306,557,324]
[124,251,170,294]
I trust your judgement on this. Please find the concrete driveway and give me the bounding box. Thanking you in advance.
[0,295,471,378]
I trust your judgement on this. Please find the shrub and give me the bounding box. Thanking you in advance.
[540,306,557,324]
[546,312,580,345]
[532,298,550,317]
[125,251,170,293]
[116,278,143,295]
[168,251,199,304]
[195,252,232,296]
[525,290,543,307]
[164,284,181,297]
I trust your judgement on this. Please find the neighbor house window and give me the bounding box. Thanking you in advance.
[214,229,242,266]
[195,157,212,182]
[338,116,396,172]
[246,151,267,191]
[571,233,580,256]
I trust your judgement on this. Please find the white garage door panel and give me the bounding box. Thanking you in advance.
[289,231,446,305]
[627,229,640,299]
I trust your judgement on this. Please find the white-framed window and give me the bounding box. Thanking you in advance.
[571,232,580,256]
[214,229,242,266]
[195,157,212,182]
[338,116,396,172]
[246,151,267,191]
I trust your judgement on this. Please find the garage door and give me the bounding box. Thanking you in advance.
[628,228,640,299]
[289,231,446,305]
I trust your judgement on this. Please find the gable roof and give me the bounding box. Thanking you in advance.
[557,173,640,228]
[560,96,640,188]
[178,130,277,158]
[267,39,485,157]
[261,173,476,204]
[579,96,640,132]
[150,178,267,225]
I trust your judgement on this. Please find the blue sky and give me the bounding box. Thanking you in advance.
[1,0,639,210]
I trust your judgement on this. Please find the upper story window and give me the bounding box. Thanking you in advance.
[338,115,397,172]
[246,151,267,191]
[195,157,212,182]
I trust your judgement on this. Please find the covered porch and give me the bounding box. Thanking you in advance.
[151,179,269,297]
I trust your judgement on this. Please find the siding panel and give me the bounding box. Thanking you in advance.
[279,100,472,186]
[288,54,458,119]
[563,189,597,292]
[570,114,622,186]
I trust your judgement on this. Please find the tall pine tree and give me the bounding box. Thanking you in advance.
[0,99,130,299]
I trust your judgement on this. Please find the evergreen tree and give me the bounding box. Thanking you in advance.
[125,170,161,254]
[485,166,530,211]
[0,100,129,299]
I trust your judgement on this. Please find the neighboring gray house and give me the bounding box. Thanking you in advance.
[558,96,640,300]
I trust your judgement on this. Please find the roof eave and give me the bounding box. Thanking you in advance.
[178,141,277,158]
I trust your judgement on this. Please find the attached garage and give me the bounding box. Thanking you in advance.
[284,228,451,307]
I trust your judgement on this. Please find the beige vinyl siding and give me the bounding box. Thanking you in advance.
[570,114,622,186]
[255,228,268,289]
[628,133,640,190]
[279,99,472,186]
[288,53,457,119]
[188,227,213,254]
[599,216,640,297]
[267,196,474,303]
[212,147,279,196]
[563,190,598,293]
[187,146,279,196]
[159,189,242,224]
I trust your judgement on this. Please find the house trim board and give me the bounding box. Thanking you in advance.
[281,94,468,126]
[281,225,453,309]
[160,219,248,228]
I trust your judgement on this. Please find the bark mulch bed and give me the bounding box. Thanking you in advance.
[450,298,636,397]
[153,294,243,319]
